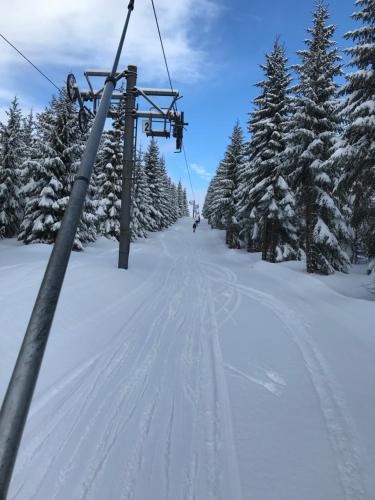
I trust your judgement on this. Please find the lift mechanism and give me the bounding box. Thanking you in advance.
[67,70,187,152]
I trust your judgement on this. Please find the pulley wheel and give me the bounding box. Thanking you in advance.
[67,73,77,102]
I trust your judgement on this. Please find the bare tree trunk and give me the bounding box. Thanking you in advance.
[269,220,277,263]
[262,221,270,261]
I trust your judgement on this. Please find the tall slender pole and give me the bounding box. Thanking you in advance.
[118,65,137,269]
[0,3,135,497]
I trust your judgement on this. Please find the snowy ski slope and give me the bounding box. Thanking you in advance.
[1,218,375,499]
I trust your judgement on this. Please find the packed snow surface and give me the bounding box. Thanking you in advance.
[1,218,374,500]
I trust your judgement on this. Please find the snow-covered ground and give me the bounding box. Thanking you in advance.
[1,218,374,500]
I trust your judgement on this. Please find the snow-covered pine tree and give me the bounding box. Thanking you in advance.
[0,97,24,238]
[330,0,375,264]
[212,122,245,248]
[96,122,123,240]
[158,156,175,228]
[204,159,229,230]
[144,140,164,230]
[203,177,216,223]
[75,117,98,249]
[242,39,298,262]
[169,180,179,223]
[21,110,34,164]
[130,150,155,239]
[235,107,264,252]
[182,188,189,216]
[177,181,185,217]
[18,90,90,249]
[285,2,351,274]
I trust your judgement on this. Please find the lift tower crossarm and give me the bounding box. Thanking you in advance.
[133,110,174,119]
[84,69,124,77]
[136,87,179,97]
[135,88,166,116]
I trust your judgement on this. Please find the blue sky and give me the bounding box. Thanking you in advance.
[0,0,358,209]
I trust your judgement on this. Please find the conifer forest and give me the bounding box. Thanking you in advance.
[203,2,375,281]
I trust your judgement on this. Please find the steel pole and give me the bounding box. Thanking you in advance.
[118,65,137,269]
[0,3,135,497]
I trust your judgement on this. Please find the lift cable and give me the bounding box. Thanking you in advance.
[0,32,60,92]
[182,145,195,200]
[149,0,196,201]
[149,0,176,111]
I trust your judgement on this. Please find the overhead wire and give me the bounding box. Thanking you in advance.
[0,32,60,92]
[149,0,195,201]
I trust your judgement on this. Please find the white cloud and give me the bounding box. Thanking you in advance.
[190,163,213,180]
[0,0,219,86]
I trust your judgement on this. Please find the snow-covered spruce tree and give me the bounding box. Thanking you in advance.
[285,2,351,274]
[235,110,264,251]
[177,180,185,217]
[203,176,216,223]
[158,156,175,228]
[204,160,229,230]
[95,121,123,240]
[21,111,34,159]
[18,90,93,249]
[243,40,298,262]
[144,140,164,230]
[0,97,24,238]
[75,118,98,248]
[170,180,179,222]
[330,0,375,264]
[182,188,189,216]
[211,122,245,248]
[130,150,155,239]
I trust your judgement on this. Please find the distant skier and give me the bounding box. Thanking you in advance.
[193,222,197,233]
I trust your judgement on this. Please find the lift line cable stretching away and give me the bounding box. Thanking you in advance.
[149,0,195,200]
[0,32,61,91]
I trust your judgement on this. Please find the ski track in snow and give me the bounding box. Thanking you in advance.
[201,259,369,500]
[10,247,243,500]
[224,362,285,397]
[5,222,372,500]
[12,262,178,500]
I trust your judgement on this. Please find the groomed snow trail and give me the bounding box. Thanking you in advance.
[2,219,375,499]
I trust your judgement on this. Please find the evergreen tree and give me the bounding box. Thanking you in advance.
[130,150,155,238]
[240,40,298,262]
[0,97,24,238]
[18,90,90,249]
[331,0,375,263]
[74,118,98,249]
[144,140,164,230]
[158,157,175,227]
[177,181,185,217]
[211,122,245,248]
[183,188,189,216]
[204,160,229,230]
[96,124,123,240]
[170,181,179,221]
[21,111,34,159]
[285,2,351,274]
[203,178,215,221]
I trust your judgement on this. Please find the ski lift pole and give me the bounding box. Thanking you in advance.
[0,1,135,497]
[118,65,137,270]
